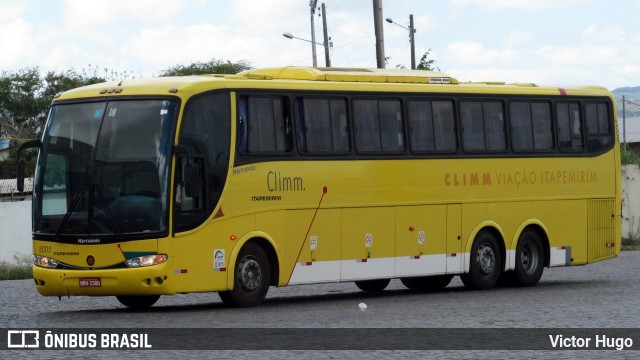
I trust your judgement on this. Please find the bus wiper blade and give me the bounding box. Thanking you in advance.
[54,187,85,241]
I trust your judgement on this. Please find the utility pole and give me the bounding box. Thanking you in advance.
[321,3,331,67]
[409,14,416,70]
[623,95,627,144]
[372,0,385,68]
[310,0,318,67]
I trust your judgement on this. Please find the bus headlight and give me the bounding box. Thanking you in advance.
[125,254,168,268]
[34,255,59,268]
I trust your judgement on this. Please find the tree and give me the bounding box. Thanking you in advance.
[416,49,439,71]
[0,68,105,140]
[393,49,439,71]
[41,69,104,103]
[0,68,46,137]
[158,59,252,76]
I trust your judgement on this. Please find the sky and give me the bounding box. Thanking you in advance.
[1,0,639,90]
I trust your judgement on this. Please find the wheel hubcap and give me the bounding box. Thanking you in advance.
[238,256,262,291]
[476,244,495,275]
[521,241,539,274]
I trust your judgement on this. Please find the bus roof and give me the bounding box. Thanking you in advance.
[232,66,459,85]
[53,66,612,101]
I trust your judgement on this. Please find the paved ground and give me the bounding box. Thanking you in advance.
[1,251,639,359]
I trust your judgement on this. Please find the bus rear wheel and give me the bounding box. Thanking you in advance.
[513,228,545,286]
[116,295,160,308]
[401,275,453,291]
[219,242,270,307]
[354,279,390,292]
[461,230,502,290]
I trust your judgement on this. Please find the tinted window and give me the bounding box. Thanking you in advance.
[461,101,505,151]
[557,102,583,151]
[301,98,349,153]
[354,99,404,152]
[585,102,612,151]
[176,92,231,232]
[242,96,290,153]
[408,100,456,152]
[510,101,553,151]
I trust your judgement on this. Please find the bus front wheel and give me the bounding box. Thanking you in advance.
[116,295,160,308]
[461,230,502,290]
[219,242,270,307]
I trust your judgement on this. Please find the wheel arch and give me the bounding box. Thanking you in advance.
[226,231,281,290]
[463,222,506,273]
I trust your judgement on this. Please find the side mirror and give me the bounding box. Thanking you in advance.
[17,160,26,192]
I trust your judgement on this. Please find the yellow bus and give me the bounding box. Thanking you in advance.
[18,67,620,308]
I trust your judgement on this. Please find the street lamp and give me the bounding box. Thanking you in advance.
[282,32,330,67]
[386,15,416,70]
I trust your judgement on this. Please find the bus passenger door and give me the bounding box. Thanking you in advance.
[446,204,463,274]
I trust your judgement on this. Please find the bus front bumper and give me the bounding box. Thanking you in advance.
[32,264,175,297]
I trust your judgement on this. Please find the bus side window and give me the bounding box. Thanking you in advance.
[510,101,553,152]
[354,98,403,153]
[300,98,349,153]
[557,102,583,151]
[242,96,292,153]
[408,99,456,152]
[585,102,612,151]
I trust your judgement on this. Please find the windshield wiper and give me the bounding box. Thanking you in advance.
[54,186,85,241]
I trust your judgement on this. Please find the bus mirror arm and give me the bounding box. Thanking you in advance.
[16,139,41,193]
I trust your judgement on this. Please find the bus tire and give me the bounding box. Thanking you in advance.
[219,242,270,307]
[354,279,390,292]
[513,228,545,286]
[401,275,453,291]
[116,295,160,308]
[460,230,502,290]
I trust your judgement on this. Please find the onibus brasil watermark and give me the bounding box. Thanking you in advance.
[7,330,151,349]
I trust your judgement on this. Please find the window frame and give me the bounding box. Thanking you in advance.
[352,97,405,154]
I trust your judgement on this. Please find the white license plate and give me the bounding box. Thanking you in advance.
[79,278,102,287]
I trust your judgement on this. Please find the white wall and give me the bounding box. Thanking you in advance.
[0,200,32,262]
[1,167,639,262]
[622,164,640,238]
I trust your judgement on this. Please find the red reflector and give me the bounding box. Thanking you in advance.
[561,246,567,250]
[305,262,313,266]
[414,255,420,259]
[451,253,457,257]
[214,208,224,219]
[558,87,567,95]
[180,269,187,274]
[361,259,368,263]
[220,268,226,272]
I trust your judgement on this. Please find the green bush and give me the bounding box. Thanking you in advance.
[0,254,33,280]
[621,144,640,165]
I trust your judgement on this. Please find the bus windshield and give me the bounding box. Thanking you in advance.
[33,99,177,241]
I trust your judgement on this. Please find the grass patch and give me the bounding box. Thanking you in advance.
[622,237,640,251]
[0,254,33,280]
